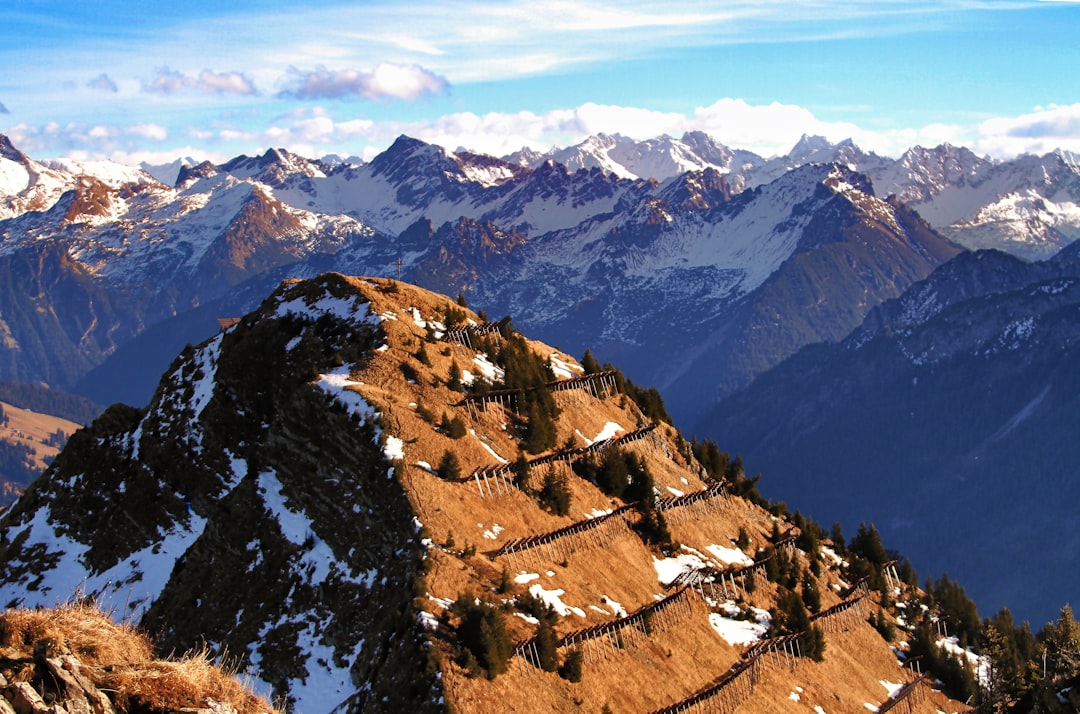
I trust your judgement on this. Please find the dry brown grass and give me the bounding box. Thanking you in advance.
[101,647,275,714]
[0,603,278,714]
[0,601,152,666]
[335,277,968,714]
[0,399,81,470]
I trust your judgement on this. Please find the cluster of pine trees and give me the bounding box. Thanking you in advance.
[754,520,827,661]
[572,447,673,548]
[827,520,1080,710]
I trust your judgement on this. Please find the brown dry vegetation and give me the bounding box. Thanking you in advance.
[0,602,278,714]
[0,399,80,470]
[332,276,967,714]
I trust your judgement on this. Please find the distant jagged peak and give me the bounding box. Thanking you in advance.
[0,133,30,163]
[501,144,549,168]
[219,146,329,184]
[899,141,984,166]
[175,159,221,187]
[679,130,736,165]
[40,156,158,189]
[453,149,528,187]
[368,134,464,180]
[790,132,832,152]
[374,133,445,164]
[140,155,200,187]
[1053,147,1080,170]
[319,152,365,169]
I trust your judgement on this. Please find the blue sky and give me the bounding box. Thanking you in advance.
[2,1,1079,165]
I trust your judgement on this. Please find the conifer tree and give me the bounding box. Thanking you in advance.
[539,468,572,516]
[581,348,601,375]
[1042,604,1080,681]
[535,616,559,672]
[513,453,533,495]
[851,522,887,566]
[804,624,827,662]
[801,574,822,614]
[438,450,462,481]
[524,398,557,454]
[559,649,583,682]
[444,414,467,438]
[447,361,463,392]
[455,598,513,678]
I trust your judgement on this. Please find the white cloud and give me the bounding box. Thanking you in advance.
[10,95,1080,169]
[87,74,118,93]
[129,123,168,141]
[972,103,1080,157]
[278,63,449,101]
[144,67,258,96]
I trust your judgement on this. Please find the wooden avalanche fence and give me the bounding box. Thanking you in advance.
[673,557,770,600]
[546,371,619,399]
[456,371,621,418]
[809,593,868,634]
[515,587,695,673]
[655,482,727,524]
[648,655,762,714]
[840,576,871,601]
[647,633,805,714]
[668,555,768,602]
[468,462,518,498]
[493,506,636,570]
[876,674,930,714]
[468,423,659,499]
[441,317,511,348]
[882,559,903,592]
[742,633,803,671]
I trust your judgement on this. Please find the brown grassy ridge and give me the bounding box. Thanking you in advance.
[0,601,279,714]
[334,277,968,713]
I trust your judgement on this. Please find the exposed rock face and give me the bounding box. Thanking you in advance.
[0,275,440,712]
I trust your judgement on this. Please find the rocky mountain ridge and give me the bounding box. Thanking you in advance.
[0,274,978,713]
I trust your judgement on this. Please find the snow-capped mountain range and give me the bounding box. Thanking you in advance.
[0,129,1078,427]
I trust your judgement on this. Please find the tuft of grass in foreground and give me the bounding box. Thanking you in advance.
[0,602,279,714]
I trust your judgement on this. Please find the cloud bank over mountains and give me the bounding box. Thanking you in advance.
[1,1,1078,165]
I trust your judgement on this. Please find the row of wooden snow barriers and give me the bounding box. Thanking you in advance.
[876,673,930,714]
[467,422,660,498]
[882,559,904,592]
[455,371,621,418]
[493,505,637,570]
[809,592,869,634]
[490,479,731,569]
[514,586,695,673]
[654,481,728,524]
[669,556,771,601]
[440,317,511,349]
[645,634,802,714]
[646,560,911,714]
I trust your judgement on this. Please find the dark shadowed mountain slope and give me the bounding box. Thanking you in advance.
[696,246,1080,624]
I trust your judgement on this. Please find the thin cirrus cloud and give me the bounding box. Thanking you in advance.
[143,67,258,96]
[277,63,449,101]
[87,74,119,93]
